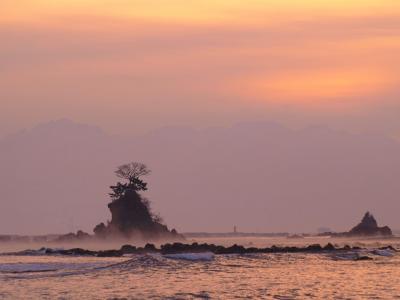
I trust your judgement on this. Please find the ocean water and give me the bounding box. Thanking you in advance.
[1,237,400,299]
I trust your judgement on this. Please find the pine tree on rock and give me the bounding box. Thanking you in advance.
[94,162,182,240]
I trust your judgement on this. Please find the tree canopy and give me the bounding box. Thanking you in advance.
[115,162,151,182]
[109,162,151,200]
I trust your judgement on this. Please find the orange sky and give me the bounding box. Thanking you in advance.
[1,0,400,137]
[2,0,398,23]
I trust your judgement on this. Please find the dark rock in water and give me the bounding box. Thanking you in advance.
[270,245,282,253]
[160,242,338,255]
[224,244,246,254]
[379,245,398,252]
[355,256,373,261]
[97,249,123,257]
[144,243,157,252]
[323,243,336,251]
[12,242,392,258]
[161,242,191,254]
[281,246,298,253]
[349,212,392,236]
[43,248,54,254]
[306,244,322,251]
[120,244,137,254]
[57,248,96,256]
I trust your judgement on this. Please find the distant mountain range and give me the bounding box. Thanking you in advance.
[1,119,400,234]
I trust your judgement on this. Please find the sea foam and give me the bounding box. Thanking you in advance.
[163,252,215,261]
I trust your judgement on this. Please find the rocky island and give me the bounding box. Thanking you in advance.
[55,162,183,243]
[93,162,183,240]
[348,212,392,236]
[327,212,393,237]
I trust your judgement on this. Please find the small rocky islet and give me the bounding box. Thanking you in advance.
[56,162,184,243]
[326,211,393,237]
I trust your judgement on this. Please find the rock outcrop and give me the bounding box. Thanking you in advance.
[10,243,398,258]
[93,162,183,241]
[105,189,180,239]
[348,212,392,236]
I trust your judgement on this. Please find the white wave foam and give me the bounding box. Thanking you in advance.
[163,252,215,261]
[331,252,359,261]
[0,263,58,273]
[0,262,112,274]
[371,249,395,257]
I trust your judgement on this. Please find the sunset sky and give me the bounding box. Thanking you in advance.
[1,0,400,137]
[1,1,400,234]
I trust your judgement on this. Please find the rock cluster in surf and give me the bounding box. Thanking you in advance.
[9,242,398,258]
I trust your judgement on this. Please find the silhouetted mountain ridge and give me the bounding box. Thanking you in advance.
[1,119,399,234]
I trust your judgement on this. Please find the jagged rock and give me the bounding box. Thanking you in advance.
[323,243,335,251]
[349,212,392,236]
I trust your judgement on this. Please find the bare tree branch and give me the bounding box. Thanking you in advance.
[115,162,151,181]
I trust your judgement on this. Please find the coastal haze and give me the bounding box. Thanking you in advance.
[1,1,400,235]
[1,119,400,235]
[2,1,400,299]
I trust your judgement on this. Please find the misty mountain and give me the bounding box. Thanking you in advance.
[1,119,400,234]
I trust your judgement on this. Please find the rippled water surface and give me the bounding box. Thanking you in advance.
[1,238,400,299]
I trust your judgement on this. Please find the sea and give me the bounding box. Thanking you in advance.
[1,236,400,299]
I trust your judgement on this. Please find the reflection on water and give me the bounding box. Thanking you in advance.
[1,237,400,299]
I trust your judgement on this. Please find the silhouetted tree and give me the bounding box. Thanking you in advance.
[94,161,181,240]
[109,182,127,200]
[109,162,151,200]
[115,162,151,180]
